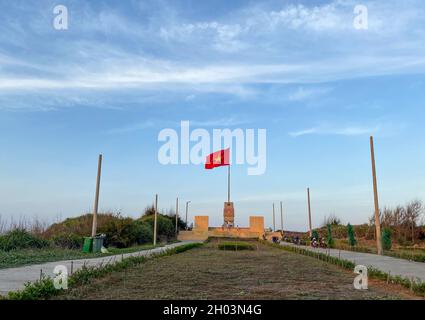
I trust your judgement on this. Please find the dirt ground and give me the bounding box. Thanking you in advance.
[57,240,420,300]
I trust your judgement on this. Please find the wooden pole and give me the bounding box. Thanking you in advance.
[272,203,276,232]
[307,188,312,237]
[153,194,158,246]
[370,136,383,255]
[91,154,102,237]
[175,197,179,234]
[185,201,190,230]
[280,201,284,234]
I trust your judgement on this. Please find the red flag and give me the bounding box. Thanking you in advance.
[205,148,230,169]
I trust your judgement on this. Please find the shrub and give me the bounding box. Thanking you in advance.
[51,233,84,249]
[44,213,122,239]
[168,214,187,231]
[7,276,58,300]
[218,242,254,251]
[140,214,175,242]
[102,217,136,248]
[43,212,176,249]
[347,223,357,246]
[382,228,392,251]
[312,229,319,240]
[326,224,334,248]
[0,229,49,251]
[132,221,153,244]
[323,214,341,226]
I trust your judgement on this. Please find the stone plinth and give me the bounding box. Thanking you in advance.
[223,202,234,226]
[195,216,209,231]
[249,216,264,233]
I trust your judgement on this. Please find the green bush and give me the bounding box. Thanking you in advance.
[326,224,334,248]
[42,211,176,250]
[140,214,175,242]
[218,242,254,251]
[347,223,357,246]
[132,221,153,244]
[0,229,49,251]
[7,276,58,300]
[51,233,83,249]
[312,229,319,240]
[382,228,392,251]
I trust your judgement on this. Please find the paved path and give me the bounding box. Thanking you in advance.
[0,241,199,295]
[280,242,425,282]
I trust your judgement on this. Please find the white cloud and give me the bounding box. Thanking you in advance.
[106,121,156,134]
[289,125,379,137]
[288,86,333,101]
[106,117,252,135]
[190,117,251,127]
[1,0,425,107]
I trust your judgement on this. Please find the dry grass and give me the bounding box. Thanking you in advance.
[57,240,417,300]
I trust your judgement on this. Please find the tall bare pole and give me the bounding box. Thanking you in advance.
[272,203,276,232]
[280,201,284,234]
[153,194,158,246]
[370,136,383,255]
[175,197,179,234]
[227,165,231,203]
[185,201,191,230]
[91,154,102,237]
[307,188,312,237]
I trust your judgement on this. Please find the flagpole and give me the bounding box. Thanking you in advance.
[227,164,230,203]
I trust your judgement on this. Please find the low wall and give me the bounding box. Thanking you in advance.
[177,215,267,241]
[177,228,263,241]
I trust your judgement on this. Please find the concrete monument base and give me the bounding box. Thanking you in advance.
[178,215,267,241]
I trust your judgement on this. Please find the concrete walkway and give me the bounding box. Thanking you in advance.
[280,242,425,282]
[0,241,199,296]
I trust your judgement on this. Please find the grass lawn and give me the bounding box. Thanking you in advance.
[0,243,164,269]
[56,239,419,300]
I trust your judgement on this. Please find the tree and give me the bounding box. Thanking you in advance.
[322,214,341,227]
[167,214,187,231]
[312,229,319,240]
[381,228,392,251]
[326,224,334,248]
[347,223,357,246]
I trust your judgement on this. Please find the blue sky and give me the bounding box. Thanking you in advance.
[0,0,424,230]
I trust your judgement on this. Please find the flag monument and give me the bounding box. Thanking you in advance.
[177,148,280,242]
[205,148,234,227]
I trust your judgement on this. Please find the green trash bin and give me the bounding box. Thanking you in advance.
[83,237,93,253]
[92,234,105,253]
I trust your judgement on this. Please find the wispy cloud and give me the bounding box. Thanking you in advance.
[105,121,156,135]
[106,117,253,135]
[1,0,425,109]
[288,86,333,101]
[190,117,252,127]
[289,125,379,137]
